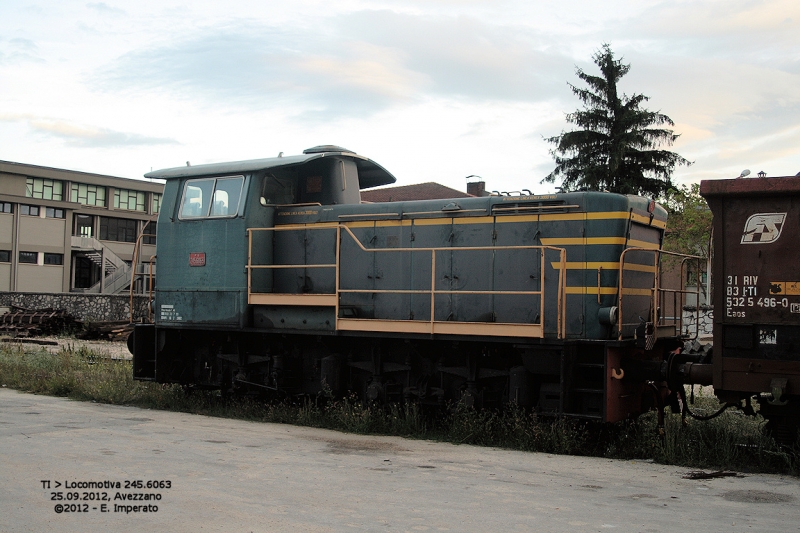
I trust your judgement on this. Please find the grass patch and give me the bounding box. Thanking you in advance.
[1,344,797,474]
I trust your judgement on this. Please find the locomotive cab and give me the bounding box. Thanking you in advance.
[130,146,396,381]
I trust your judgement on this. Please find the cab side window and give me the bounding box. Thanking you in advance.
[180,176,244,219]
[260,174,297,205]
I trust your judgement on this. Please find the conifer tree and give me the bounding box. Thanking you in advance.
[544,44,691,196]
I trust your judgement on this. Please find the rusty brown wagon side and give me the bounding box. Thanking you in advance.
[701,175,800,440]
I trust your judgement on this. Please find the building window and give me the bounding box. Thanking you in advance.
[142,221,157,245]
[70,183,107,207]
[74,214,94,238]
[44,253,63,265]
[152,193,162,214]
[0,250,10,262]
[114,188,146,212]
[0,202,11,213]
[19,251,38,264]
[99,216,137,243]
[45,207,65,219]
[26,178,63,201]
[20,204,40,216]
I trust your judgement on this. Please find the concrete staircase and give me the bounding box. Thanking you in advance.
[71,236,132,294]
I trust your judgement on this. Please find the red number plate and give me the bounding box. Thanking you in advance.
[189,252,206,267]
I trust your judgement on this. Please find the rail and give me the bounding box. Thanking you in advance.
[617,248,706,343]
[246,224,567,339]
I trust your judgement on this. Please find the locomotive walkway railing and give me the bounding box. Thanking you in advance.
[617,248,706,344]
[246,224,567,339]
[129,229,157,323]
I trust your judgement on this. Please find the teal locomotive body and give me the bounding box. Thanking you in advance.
[130,146,683,421]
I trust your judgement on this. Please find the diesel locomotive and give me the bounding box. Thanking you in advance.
[127,145,799,432]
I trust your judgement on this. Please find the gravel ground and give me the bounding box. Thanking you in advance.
[2,388,799,533]
[0,336,132,360]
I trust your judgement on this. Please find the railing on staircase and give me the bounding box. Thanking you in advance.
[71,236,132,294]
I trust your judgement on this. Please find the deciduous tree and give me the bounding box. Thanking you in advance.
[662,183,712,257]
[662,183,713,301]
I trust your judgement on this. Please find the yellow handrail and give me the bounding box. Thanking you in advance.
[617,248,706,342]
[129,222,157,324]
[246,224,567,339]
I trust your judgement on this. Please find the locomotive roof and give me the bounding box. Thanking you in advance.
[144,146,396,189]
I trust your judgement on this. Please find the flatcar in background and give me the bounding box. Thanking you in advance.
[127,145,799,437]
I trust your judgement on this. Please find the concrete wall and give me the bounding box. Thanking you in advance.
[18,215,66,248]
[16,265,63,292]
[0,292,150,322]
[103,240,136,262]
[0,212,12,246]
[0,212,10,292]
[140,243,156,261]
[0,264,10,291]
[0,173,26,196]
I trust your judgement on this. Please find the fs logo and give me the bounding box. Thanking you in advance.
[741,213,786,244]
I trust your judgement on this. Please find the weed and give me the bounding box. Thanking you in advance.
[0,343,797,474]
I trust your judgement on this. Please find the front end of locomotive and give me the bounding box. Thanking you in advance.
[128,147,397,387]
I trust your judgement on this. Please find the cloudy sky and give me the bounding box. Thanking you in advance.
[1,0,798,194]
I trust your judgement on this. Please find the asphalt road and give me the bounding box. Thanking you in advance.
[1,387,798,533]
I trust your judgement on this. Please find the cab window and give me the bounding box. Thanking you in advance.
[260,174,297,205]
[180,176,244,219]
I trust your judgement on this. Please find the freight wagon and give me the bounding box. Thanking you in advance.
[701,176,800,440]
